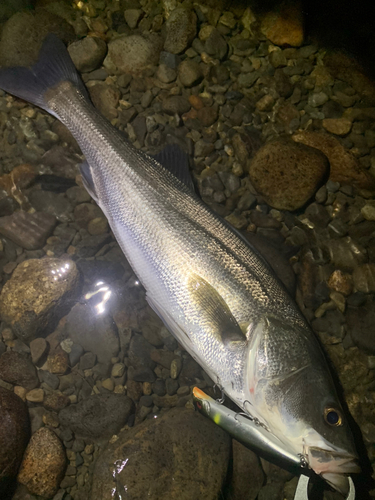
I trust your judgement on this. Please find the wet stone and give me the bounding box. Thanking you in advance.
[0,211,56,250]
[352,264,375,293]
[68,36,107,73]
[30,338,49,365]
[152,379,166,396]
[0,351,38,390]
[59,393,134,440]
[79,352,97,371]
[132,366,156,383]
[164,7,197,55]
[166,378,179,396]
[128,334,156,370]
[17,427,66,498]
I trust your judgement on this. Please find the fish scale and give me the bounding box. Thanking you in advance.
[0,34,360,495]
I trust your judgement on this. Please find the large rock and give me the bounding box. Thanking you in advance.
[59,393,134,439]
[17,427,66,498]
[0,10,74,67]
[164,7,197,54]
[0,259,81,343]
[65,303,119,364]
[230,440,265,500]
[0,388,30,496]
[249,140,329,211]
[91,408,230,500]
[292,131,375,192]
[0,351,39,390]
[104,34,162,74]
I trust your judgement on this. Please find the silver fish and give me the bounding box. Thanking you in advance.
[0,35,359,493]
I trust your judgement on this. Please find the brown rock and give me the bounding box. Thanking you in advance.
[0,211,56,250]
[44,391,70,412]
[0,351,38,390]
[232,134,248,166]
[30,337,49,365]
[89,83,121,120]
[150,349,179,369]
[0,259,81,343]
[0,388,30,492]
[91,408,230,500]
[322,118,352,136]
[249,139,329,211]
[230,440,264,499]
[327,270,353,296]
[47,347,69,375]
[260,1,304,47]
[126,379,143,402]
[152,393,179,408]
[292,130,375,192]
[164,8,197,54]
[197,106,218,127]
[17,427,66,498]
[188,94,204,110]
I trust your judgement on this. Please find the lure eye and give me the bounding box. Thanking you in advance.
[324,408,343,426]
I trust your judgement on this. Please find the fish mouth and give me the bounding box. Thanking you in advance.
[307,446,360,495]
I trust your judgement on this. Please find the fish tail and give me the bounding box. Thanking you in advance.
[0,34,89,118]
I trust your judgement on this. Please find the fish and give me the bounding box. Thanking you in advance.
[0,34,359,494]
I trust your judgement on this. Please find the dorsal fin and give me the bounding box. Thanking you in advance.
[153,143,195,192]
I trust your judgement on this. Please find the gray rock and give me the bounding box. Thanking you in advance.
[205,28,228,60]
[152,379,166,396]
[178,59,202,87]
[308,92,329,107]
[38,370,60,391]
[0,387,30,489]
[132,367,156,383]
[65,303,119,364]
[352,264,375,293]
[91,408,230,500]
[324,237,367,270]
[124,8,143,29]
[128,334,156,369]
[162,95,190,115]
[166,377,179,396]
[29,191,72,223]
[30,338,48,365]
[150,349,179,369]
[69,343,84,367]
[0,211,56,250]
[346,299,375,354]
[164,8,197,54]
[230,439,264,500]
[89,83,120,120]
[104,34,162,74]
[59,393,134,439]
[68,36,107,73]
[79,352,97,371]
[156,63,177,83]
[0,259,80,343]
[0,351,38,390]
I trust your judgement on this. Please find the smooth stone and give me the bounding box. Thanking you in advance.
[164,8,197,55]
[322,118,352,136]
[0,211,56,250]
[59,394,134,439]
[30,338,49,365]
[0,351,38,390]
[26,388,44,403]
[17,427,66,498]
[91,408,230,500]
[68,36,107,73]
[0,258,80,342]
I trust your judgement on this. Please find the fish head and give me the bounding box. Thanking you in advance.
[244,317,359,494]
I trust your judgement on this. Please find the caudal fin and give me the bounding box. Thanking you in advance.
[0,34,89,118]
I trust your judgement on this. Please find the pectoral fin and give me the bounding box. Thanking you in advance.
[188,274,246,346]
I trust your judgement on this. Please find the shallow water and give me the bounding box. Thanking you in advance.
[0,1,374,500]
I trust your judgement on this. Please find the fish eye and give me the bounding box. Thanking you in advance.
[324,407,343,426]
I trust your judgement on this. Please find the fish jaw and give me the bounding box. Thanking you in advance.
[305,438,360,494]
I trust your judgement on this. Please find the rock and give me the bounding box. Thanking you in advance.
[164,8,197,54]
[44,391,70,412]
[65,303,119,364]
[0,211,56,250]
[87,217,109,235]
[0,351,38,390]
[308,91,328,107]
[152,379,166,396]
[292,131,375,192]
[17,427,66,498]
[156,63,177,83]
[260,1,304,47]
[68,36,107,73]
[322,118,352,136]
[197,106,218,127]
[162,95,191,115]
[47,348,69,375]
[256,94,275,111]
[170,357,182,379]
[328,270,353,296]
[150,349,179,369]
[128,334,156,369]
[346,298,375,354]
[30,338,49,365]
[89,83,121,120]
[352,264,375,293]
[0,259,80,343]
[362,203,375,221]
[165,378,179,396]
[91,408,230,500]
[249,140,329,211]
[59,393,134,439]
[0,387,30,494]
[28,192,72,223]
[104,34,162,74]
[26,388,44,403]
[0,10,74,67]
[73,202,104,228]
[230,440,264,500]
[132,367,155,383]
[178,59,202,87]
[205,28,228,60]
[324,237,367,270]
[124,8,143,29]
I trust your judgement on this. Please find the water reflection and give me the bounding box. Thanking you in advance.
[51,262,70,281]
[85,281,113,315]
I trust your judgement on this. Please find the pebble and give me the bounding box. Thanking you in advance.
[178,59,202,87]
[26,388,44,403]
[0,211,56,250]
[30,338,49,365]
[68,36,107,73]
[170,357,183,379]
[0,351,39,390]
[361,203,375,221]
[164,7,197,55]
[111,362,125,378]
[322,118,352,136]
